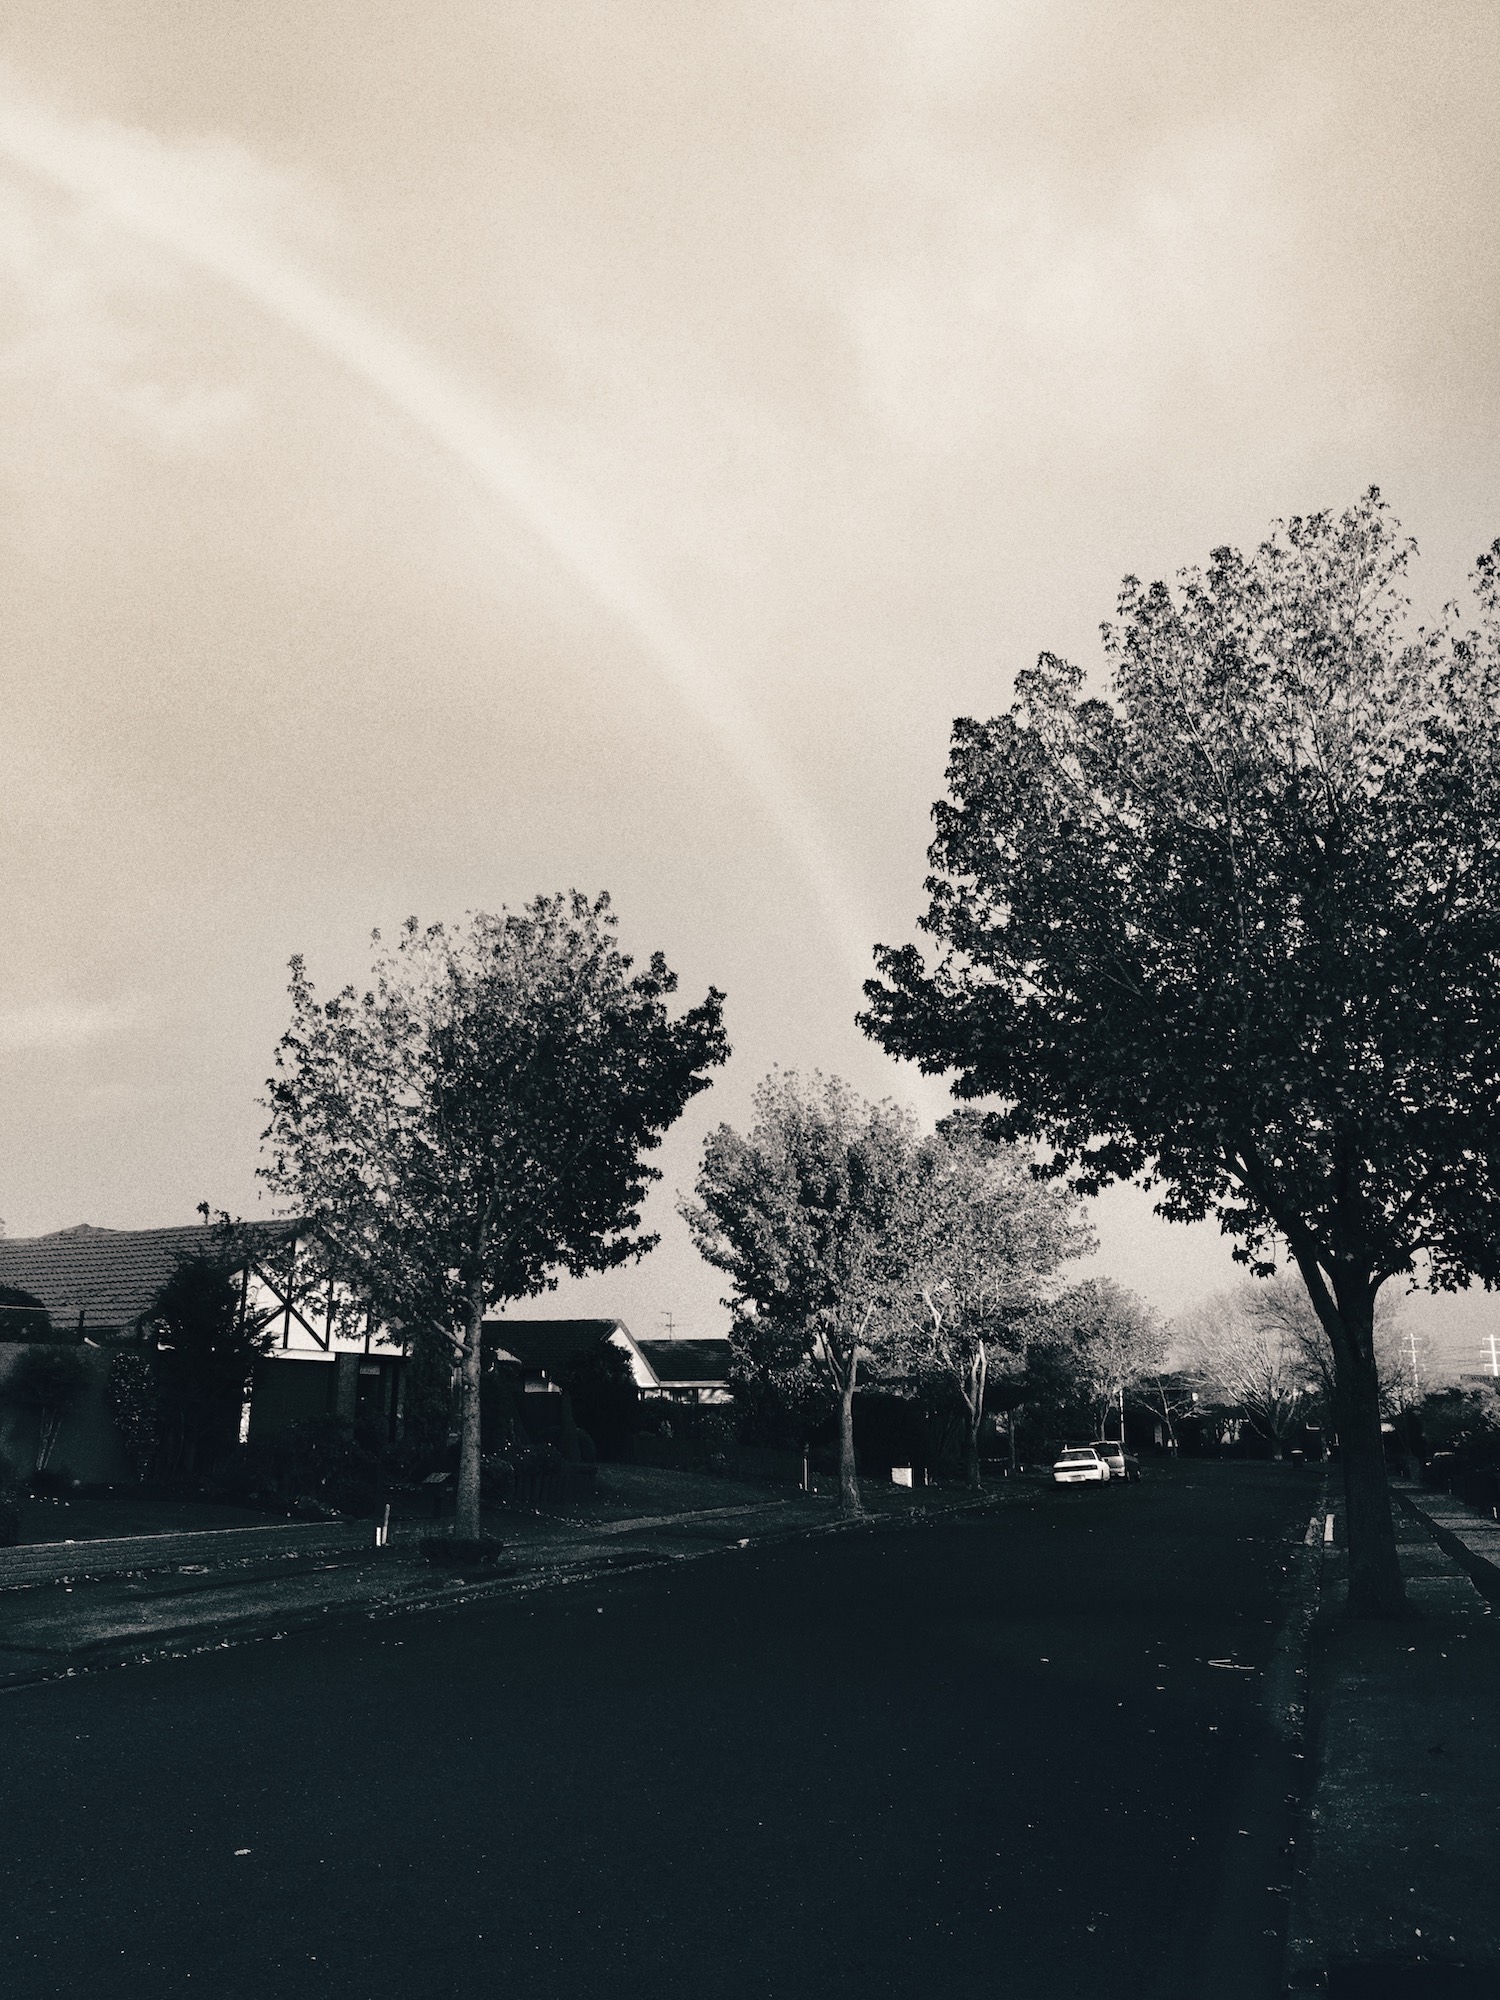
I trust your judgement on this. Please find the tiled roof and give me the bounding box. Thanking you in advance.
[0,1223,285,1334]
[634,1337,732,1385]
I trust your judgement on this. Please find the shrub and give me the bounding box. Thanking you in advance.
[479,1453,516,1502]
[551,1340,640,1459]
[106,1350,162,1480]
[140,1256,271,1484]
[1,1345,90,1474]
[0,1286,53,1340]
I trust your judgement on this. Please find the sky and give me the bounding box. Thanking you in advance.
[2,3,1500,1368]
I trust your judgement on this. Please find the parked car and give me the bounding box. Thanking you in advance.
[1094,1441,1141,1483]
[1052,1446,1109,1485]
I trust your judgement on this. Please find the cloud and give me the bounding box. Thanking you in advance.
[0,72,888,1019]
[0,1002,121,1053]
[0,170,253,453]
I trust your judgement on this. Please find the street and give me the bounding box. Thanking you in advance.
[0,1461,1321,2000]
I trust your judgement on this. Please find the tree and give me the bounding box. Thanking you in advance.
[0,1286,53,1340]
[261,894,727,1541]
[1049,1279,1163,1442]
[865,492,1500,1614]
[1172,1284,1315,1458]
[551,1338,641,1461]
[140,1255,274,1483]
[682,1073,922,1517]
[896,1112,1091,1487]
[1228,1267,1426,1424]
[1137,1371,1197,1454]
[106,1350,162,1481]
[1,1345,89,1475]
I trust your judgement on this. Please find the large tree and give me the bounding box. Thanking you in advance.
[262,893,727,1541]
[682,1072,922,1517]
[897,1112,1090,1488]
[864,492,1500,1614]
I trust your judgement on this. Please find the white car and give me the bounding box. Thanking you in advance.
[1052,1446,1109,1485]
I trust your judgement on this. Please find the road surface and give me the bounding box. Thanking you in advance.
[0,1459,1320,1999]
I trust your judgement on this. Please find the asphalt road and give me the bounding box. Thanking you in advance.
[0,1460,1321,2000]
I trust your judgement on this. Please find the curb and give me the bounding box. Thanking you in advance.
[1280,1496,1336,1992]
[0,1488,1004,1694]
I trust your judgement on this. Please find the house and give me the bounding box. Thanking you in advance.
[632,1337,733,1405]
[0,1221,408,1477]
[0,1223,236,1481]
[483,1316,733,1405]
[484,1317,653,1394]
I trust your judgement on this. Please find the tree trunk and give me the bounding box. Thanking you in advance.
[454,1280,485,1541]
[36,1408,62,1474]
[1329,1296,1404,1616]
[837,1361,862,1519]
[1293,1251,1404,1616]
[965,1348,986,1490]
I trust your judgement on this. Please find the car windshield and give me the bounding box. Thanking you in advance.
[1058,1450,1095,1462]
[1097,1444,1122,1456]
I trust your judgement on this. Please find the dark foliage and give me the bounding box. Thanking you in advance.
[0,1344,90,1474]
[550,1338,640,1459]
[0,1286,55,1340]
[139,1256,273,1485]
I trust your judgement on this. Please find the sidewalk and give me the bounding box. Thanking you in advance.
[0,1475,996,1691]
[1284,1485,1500,1994]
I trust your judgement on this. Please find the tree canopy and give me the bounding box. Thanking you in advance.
[140,1255,272,1482]
[894,1111,1091,1484]
[682,1072,922,1515]
[262,892,727,1538]
[863,492,1500,1611]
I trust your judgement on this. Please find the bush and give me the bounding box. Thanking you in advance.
[1,1345,90,1475]
[106,1350,162,1481]
[0,1286,53,1340]
[213,1415,393,1517]
[550,1340,639,1459]
[480,1453,515,1502]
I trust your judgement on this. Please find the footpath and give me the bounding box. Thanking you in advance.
[0,1474,990,1692]
[1285,1480,1500,1996]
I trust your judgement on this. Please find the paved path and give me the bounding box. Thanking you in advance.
[1285,1487,1500,1995]
[0,1461,1319,2000]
